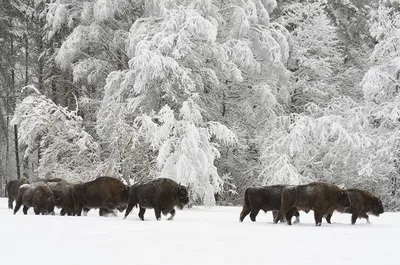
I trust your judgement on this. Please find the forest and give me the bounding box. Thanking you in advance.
[1,0,400,209]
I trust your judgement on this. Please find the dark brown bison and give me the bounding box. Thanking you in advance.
[13,183,55,215]
[46,180,75,216]
[239,185,300,223]
[280,182,351,226]
[124,178,189,221]
[72,176,130,216]
[6,175,30,209]
[325,188,384,225]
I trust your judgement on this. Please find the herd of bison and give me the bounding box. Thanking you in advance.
[5,175,384,226]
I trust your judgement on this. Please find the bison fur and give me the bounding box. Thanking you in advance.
[326,188,384,225]
[280,182,350,226]
[13,183,55,215]
[6,176,29,209]
[72,176,129,216]
[239,185,300,224]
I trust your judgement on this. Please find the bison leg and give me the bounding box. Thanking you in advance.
[351,213,359,225]
[14,201,22,215]
[82,207,90,216]
[326,213,332,224]
[60,208,66,216]
[23,205,29,215]
[293,211,300,224]
[99,208,105,216]
[74,205,83,216]
[124,204,135,219]
[154,207,162,221]
[8,198,13,210]
[360,213,370,223]
[34,206,40,215]
[285,208,298,225]
[249,209,260,222]
[272,210,280,224]
[138,206,146,221]
[239,205,251,222]
[314,212,323,226]
[167,209,176,221]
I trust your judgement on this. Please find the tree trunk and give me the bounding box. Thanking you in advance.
[14,124,20,179]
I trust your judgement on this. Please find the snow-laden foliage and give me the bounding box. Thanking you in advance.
[362,4,400,104]
[134,99,236,205]
[47,0,144,99]
[276,0,344,110]
[357,2,400,209]
[11,86,100,182]
[259,97,382,188]
[97,2,246,205]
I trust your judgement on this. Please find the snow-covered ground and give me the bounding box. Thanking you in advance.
[1,197,398,265]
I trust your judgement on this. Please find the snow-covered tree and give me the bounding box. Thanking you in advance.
[276,0,344,111]
[359,1,400,209]
[11,86,100,182]
[259,97,385,188]
[97,1,248,204]
[209,0,292,200]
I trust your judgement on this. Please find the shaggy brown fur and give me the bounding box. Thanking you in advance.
[325,188,384,225]
[72,176,130,216]
[13,183,55,215]
[280,182,350,226]
[6,176,30,209]
[124,178,189,221]
[46,180,75,216]
[239,185,300,223]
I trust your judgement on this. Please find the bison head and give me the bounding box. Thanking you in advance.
[46,196,56,215]
[338,190,351,208]
[176,186,189,209]
[370,197,384,216]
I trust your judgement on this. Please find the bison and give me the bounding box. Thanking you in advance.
[72,176,130,216]
[13,183,55,215]
[239,185,300,224]
[6,175,30,209]
[46,180,75,216]
[280,182,351,226]
[124,178,189,221]
[325,188,384,225]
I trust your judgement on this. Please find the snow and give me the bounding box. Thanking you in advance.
[1,197,398,265]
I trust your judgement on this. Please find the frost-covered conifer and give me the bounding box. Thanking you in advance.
[276,0,344,111]
[11,86,100,182]
[97,1,246,205]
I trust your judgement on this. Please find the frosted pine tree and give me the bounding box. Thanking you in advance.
[359,1,400,209]
[276,0,344,111]
[46,0,144,137]
[97,0,269,205]
[11,86,100,182]
[209,0,292,200]
[259,0,345,185]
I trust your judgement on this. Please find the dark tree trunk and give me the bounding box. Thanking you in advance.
[14,124,20,179]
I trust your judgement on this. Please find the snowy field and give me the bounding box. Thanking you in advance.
[1,197,399,265]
